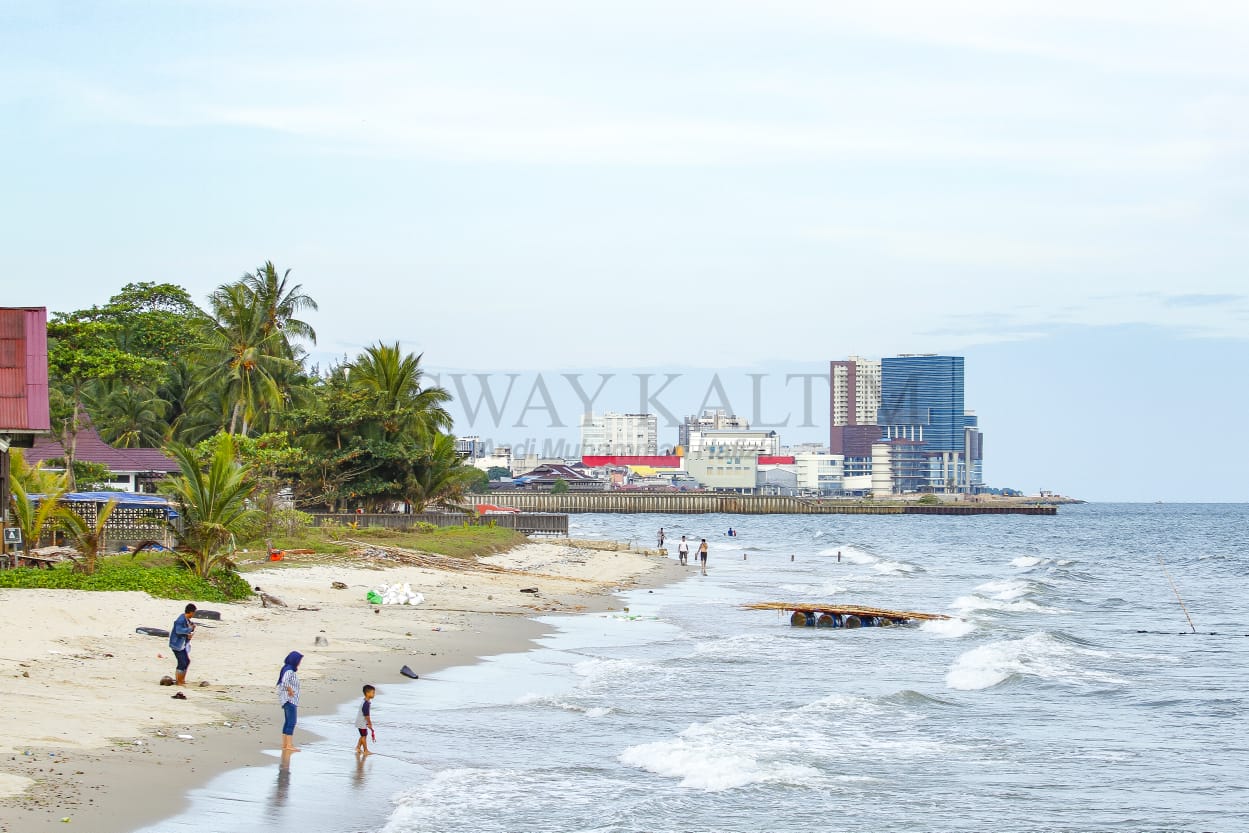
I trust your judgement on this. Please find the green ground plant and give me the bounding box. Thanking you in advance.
[0,560,252,601]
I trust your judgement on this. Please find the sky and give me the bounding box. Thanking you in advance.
[2,1,1247,501]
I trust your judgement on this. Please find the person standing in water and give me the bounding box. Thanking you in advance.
[277,651,303,752]
[677,535,689,566]
[698,539,709,575]
[657,527,665,549]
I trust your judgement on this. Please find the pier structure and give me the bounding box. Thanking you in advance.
[480,491,1056,515]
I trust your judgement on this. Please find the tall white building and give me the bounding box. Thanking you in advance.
[580,412,658,455]
[830,355,881,427]
[678,409,750,449]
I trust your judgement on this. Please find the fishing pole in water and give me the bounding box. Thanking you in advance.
[1156,553,1197,634]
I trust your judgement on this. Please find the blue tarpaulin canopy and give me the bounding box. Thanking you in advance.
[32,492,178,518]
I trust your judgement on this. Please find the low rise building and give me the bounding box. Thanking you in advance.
[684,450,758,492]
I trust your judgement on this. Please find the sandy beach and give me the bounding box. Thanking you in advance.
[0,539,679,833]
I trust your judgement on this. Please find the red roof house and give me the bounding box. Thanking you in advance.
[23,423,179,493]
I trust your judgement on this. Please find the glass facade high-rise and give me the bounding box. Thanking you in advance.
[878,355,966,453]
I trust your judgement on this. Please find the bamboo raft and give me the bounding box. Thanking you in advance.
[745,601,951,629]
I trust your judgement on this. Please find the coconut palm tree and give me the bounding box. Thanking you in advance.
[200,282,294,435]
[348,342,452,439]
[56,499,118,575]
[85,380,170,448]
[241,261,318,349]
[160,434,259,578]
[7,450,69,556]
[404,433,480,512]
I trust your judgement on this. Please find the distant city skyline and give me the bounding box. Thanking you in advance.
[2,2,1246,501]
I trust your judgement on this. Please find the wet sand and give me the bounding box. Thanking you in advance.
[0,540,680,833]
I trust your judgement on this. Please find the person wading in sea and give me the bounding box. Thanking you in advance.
[698,539,709,575]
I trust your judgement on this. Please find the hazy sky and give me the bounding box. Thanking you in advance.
[2,2,1246,500]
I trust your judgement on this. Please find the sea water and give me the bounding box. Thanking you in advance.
[141,504,1249,832]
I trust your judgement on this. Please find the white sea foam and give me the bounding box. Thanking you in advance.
[950,594,1061,614]
[619,734,819,791]
[821,547,875,564]
[946,633,1128,691]
[974,579,1032,600]
[1010,556,1045,568]
[920,617,976,638]
[779,582,848,596]
[873,559,918,575]
[514,692,613,717]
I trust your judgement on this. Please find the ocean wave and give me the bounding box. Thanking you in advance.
[619,734,820,791]
[920,617,976,638]
[1010,556,1045,568]
[383,767,633,832]
[945,632,1130,691]
[620,695,946,791]
[950,594,1063,615]
[514,692,613,717]
[814,546,920,576]
[973,578,1035,600]
[778,582,848,596]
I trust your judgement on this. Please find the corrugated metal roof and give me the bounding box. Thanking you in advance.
[0,307,50,432]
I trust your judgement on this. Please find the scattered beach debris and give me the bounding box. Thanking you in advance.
[519,587,539,594]
[399,665,420,679]
[198,680,210,687]
[195,610,222,621]
[331,581,348,590]
[296,605,322,611]
[369,583,424,605]
[177,734,194,740]
[136,627,170,638]
[314,636,329,646]
[159,676,175,686]
[171,692,186,700]
[343,539,597,584]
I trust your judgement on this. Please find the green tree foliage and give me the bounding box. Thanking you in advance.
[551,477,570,494]
[42,269,474,521]
[286,344,469,511]
[242,261,319,349]
[46,318,164,487]
[6,450,68,554]
[201,281,298,435]
[465,468,491,494]
[486,466,511,481]
[404,434,482,511]
[161,434,259,577]
[56,499,118,575]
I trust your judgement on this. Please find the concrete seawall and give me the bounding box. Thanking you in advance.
[483,491,1057,516]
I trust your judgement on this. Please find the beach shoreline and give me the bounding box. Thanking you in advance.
[0,539,683,833]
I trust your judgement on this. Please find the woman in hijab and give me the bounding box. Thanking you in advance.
[277,651,303,752]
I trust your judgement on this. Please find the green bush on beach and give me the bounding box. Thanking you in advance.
[0,560,252,602]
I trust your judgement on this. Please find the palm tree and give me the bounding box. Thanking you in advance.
[160,434,259,578]
[348,343,452,439]
[242,261,318,349]
[7,450,69,556]
[404,434,480,512]
[85,380,170,448]
[201,282,294,435]
[56,499,118,575]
